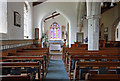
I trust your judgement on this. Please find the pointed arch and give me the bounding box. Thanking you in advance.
[40,9,71,47]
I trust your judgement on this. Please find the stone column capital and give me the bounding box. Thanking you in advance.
[86,15,101,19]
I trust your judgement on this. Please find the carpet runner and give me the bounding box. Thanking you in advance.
[44,59,69,81]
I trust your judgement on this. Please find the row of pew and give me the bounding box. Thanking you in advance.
[62,43,120,81]
[73,40,120,49]
[0,44,50,81]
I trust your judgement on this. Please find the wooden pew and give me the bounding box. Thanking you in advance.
[2,56,46,68]
[8,52,48,58]
[6,48,49,77]
[2,56,47,79]
[65,49,120,65]
[71,44,76,48]
[66,47,120,54]
[22,46,49,55]
[71,55,120,61]
[74,61,120,80]
[68,48,120,53]
[1,62,41,80]
[21,48,49,53]
[8,52,49,66]
[1,45,49,80]
[1,45,32,57]
[74,40,105,49]
[87,74,120,81]
[68,52,120,56]
[106,41,120,47]
[64,48,120,79]
[63,46,120,54]
[2,56,44,61]
[63,47,120,64]
[72,43,88,49]
[68,55,120,79]
[65,51,120,66]
[62,47,87,63]
[22,47,49,50]
[0,73,32,81]
[63,45,120,80]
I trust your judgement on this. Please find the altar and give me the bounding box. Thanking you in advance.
[49,40,63,51]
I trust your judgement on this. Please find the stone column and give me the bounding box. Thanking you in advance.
[86,2,101,50]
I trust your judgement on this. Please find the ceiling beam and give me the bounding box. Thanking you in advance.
[33,0,47,6]
[44,13,60,22]
[33,2,43,6]
[101,2,117,14]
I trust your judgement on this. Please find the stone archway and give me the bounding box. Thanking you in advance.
[111,17,120,41]
[41,10,70,47]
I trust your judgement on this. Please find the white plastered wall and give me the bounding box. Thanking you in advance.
[0,2,33,40]
[0,2,24,40]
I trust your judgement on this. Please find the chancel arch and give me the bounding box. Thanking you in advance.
[41,10,71,47]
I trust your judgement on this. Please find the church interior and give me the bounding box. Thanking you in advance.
[0,0,120,81]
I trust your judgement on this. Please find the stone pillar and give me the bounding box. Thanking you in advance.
[86,2,101,50]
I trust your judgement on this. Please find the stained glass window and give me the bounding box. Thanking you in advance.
[50,22,60,39]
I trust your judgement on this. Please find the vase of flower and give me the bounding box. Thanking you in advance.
[84,36,88,43]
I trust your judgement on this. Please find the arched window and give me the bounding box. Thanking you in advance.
[0,0,7,33]
[50,22,60,39]
[117,28,118,39]
[24,1,32,39]
[115,22,120,41]
[24,2,28,39]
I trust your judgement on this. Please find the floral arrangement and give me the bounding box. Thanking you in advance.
[42,34,48,43]
[84,37,88,43]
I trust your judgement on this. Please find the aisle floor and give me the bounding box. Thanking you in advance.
[44,59,69,81]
